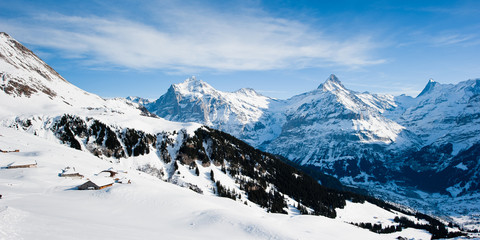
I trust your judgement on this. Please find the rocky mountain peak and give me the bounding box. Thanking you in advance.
[328,74,340,83]
[417,78,437,97]
[0,32,10,38]
[0,33,67,99]
[235,87,262,96]
[0,32,67,83]
[318,74,346,92]
[126,96,152,105]
[172,76,216,95]
[185,75,198,82]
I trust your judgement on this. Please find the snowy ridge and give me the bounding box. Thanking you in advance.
[391,78,480,154]
[0,32,99,108]
[126,96,153,105]
[0,32,199,135]
[150,76,271,125]
[274,75,406,155]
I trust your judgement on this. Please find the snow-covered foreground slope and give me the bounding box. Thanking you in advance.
[0,127,433,240]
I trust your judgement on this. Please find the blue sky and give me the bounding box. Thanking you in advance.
[1,0,479,99]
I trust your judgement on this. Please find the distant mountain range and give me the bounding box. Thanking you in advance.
[137,72,480,218]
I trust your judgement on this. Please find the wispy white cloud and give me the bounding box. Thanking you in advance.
[432,33,476,46]
[0,3,385,72]
[394,30,479,49]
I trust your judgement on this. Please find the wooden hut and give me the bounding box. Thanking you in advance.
[7,160,37,169]
[59,172,84,179]
[77,178,114,190]
[100,170,118,178]
[99,167,124,177]
[0,149,20,153]
[59,167,84,179]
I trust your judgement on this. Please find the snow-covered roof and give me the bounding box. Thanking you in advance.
[62,167,79,174]
[96,172,112,178]
[9,160,37,166]
[88,177,114,187]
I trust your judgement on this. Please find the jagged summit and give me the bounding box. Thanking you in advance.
[184,75,199,83]
[328,74,340,83]
[182,76,208,86]
[0,32,71,100]
[126,96,152,105]
[180,76,204,86]
[318,74,346,91]
[235,87,263,96]
[172,76,216,95]
[417,78,437,97]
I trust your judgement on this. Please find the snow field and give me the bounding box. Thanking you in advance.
[0,127,433,239]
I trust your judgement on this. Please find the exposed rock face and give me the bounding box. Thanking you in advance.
[0,32,64,99]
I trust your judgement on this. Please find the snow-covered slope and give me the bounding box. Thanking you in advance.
[0,127,439,240]
[0,32,198,133]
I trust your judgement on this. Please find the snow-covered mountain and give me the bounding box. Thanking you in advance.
[390,79,480,154]
[264,74,411,164]
[0,32,161,124]
[146,76,284,145]
[145,74,415,150]
[145,73,480,222]
[126,96,152,106]
[2,32,467,239]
